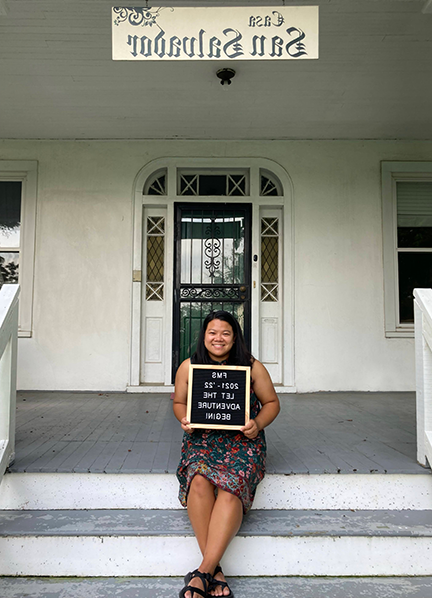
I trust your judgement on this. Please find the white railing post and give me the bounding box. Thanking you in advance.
[0,284,20,480]
[414,288,432,468]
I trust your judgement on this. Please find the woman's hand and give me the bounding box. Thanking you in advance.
[180,416,194,434]
[241,419,260,439]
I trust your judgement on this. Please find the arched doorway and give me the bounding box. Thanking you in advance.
[130,158,294,391]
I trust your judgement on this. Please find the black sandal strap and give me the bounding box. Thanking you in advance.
[179,586,208,598]
[180,569,213,598]
[209,569,234,598]
[179,584,207,598]
[211,579,229,591]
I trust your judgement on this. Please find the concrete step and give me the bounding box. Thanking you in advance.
[1,471,432,510]
[1,508,432,576]
[2,576,432,598]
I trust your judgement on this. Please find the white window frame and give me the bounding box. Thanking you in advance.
[382,161,432,338]
[0,161,37,337]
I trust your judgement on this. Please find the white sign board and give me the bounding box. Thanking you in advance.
[112,6,319,61]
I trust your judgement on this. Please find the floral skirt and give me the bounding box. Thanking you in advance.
[176,394,266,513]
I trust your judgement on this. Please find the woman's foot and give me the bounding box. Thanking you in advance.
[180,569,212,598]
[209,566,233,597]
[183,576,204,598]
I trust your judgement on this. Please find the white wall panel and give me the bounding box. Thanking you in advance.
[260,317,278,363]
[144,318,162,363]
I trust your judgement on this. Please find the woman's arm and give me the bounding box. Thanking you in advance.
[240,359,280,439]
[172,358,194,434]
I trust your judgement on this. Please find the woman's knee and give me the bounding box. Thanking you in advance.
[217,489,243,509]
[189,474,214,498]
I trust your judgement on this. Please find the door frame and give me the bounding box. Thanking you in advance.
[129,157,295,392]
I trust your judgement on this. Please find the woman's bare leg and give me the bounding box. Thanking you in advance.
[187,475,217,555]
[200,489,243,597]
[185,480,243,597]
[184,475,216,598]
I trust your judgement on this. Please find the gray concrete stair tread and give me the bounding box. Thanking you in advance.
[1,576,432,598]
[1,508,432,537]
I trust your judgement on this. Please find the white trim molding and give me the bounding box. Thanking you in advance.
[382,161,432,338]
[0,161,38,337]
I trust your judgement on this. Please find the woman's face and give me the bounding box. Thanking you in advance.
[204,318,235,362]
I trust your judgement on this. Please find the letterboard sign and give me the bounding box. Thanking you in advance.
[187,365,251,430]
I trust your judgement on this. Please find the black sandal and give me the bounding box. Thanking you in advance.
[209,565,234,598]
[179,568,213,598]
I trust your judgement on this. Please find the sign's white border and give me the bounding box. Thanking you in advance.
[112,6,319,61]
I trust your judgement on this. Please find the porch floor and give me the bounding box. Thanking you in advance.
[9,391,428,475]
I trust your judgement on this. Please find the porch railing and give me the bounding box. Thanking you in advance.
[414,288,432,468]
[0,284,20,481]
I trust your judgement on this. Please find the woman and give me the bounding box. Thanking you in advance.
[173,310,280,598]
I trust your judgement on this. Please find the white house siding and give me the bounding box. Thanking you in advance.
[1,139,432,393]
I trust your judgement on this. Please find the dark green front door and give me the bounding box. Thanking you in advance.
[173,203,252,378]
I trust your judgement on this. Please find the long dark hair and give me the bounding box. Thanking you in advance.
[191,310,254,366]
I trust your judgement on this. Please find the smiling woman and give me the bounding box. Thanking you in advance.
[173,310,280,598]
[204,319,235,362]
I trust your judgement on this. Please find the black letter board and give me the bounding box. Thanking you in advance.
[187,365,251,430]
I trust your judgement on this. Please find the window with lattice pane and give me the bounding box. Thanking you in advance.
[178,172,248,196]
[144,170,167,195]
[146,216,165,300]
[261,217,279,301]
[260,171,283,196]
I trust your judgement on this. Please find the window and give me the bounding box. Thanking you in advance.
[0,161,37,336]
[143,169,166,195]
[0,182,21,286]
[260,170,283,196]
[178,171,248,196]
[261,216,279,301]
[382,162,432,337]
[145,216,165,301]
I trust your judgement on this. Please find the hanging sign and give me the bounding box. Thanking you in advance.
[187,365,251,431]
[112,6,319,61]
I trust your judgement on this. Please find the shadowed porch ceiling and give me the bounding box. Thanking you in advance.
[0,0,431,140]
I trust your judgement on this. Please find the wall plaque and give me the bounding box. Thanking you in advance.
[112,6,319,61]
[187,364,251,430]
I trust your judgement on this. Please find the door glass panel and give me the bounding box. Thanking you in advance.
[180,210,246,285]
[180,301,245,364]
[180,210,245,284]
[175,204,251,373]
